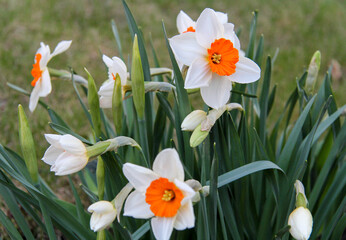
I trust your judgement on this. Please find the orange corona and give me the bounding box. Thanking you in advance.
[145,177,184,217]
[207,38,239,76]
[31,53,43,87]
[183,26,196,33]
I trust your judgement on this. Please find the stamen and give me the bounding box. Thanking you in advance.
[211,53,222,64]
[162,190,175,201]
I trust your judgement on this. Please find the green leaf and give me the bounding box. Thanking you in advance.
[132,222,149,240]
[0,208,23,240]
[208,161,283,188]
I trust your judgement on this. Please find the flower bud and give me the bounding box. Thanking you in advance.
[181,110,207,131]
[190,124,210,148]
[112,73,123,134]
[306,51,321,95]
[88,201,117,232]
[18,105,38,183]
[131,34,145,119]
[288,207,313,240]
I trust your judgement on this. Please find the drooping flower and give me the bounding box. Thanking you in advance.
[170,8,260,109]
[29,40,72,112]
[98,54,128,108]
[288,180,313,240]
[42,134,88,175]
[88,201,117,232]
[123,148,195,240]
[288,207,313,240]
[182,103,243,147]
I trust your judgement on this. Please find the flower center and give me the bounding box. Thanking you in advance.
[162,190,175,201]
[207,38,239,76]
[145,177,184,217]
[31,53,43,87]
[183,26,195,33]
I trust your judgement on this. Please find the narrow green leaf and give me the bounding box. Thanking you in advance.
[0,208,23,240]
[132,221,149,240]
[68,176,88,228]
[214,161,283,188]
[209,146,218,238]
[111,19,124,60]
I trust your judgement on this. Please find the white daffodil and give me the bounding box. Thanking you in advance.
[288,207,313,240]
[98,54,127,108]
[88,201,117,232]
[181,110,207,131]
[29,40,72,112]
[170,8,260,109]
[123,148,195,240]
[42,134,88,175]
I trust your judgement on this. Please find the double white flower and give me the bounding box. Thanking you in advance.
[170,8,260,109]
[42,134,88,175]
[29,40,72,112]
[123,149,195,240]
[98,55,128,108]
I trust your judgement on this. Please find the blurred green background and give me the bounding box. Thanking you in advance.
[0,0,345,176]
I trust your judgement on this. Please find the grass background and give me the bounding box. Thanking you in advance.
[0,0,345,178]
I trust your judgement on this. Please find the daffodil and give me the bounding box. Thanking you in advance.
[42,134,88,175]
[98,54,128,108]
[29,40,72,112]
[123,148,195,240]
[88,201,117,232]
[170,8,260,109]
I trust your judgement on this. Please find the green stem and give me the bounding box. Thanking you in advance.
[138,119,150,168]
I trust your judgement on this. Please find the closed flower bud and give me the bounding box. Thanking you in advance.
[88,201,117,232]
[181,110,207,131]
[288,207,313,240]
[294,180,308,208]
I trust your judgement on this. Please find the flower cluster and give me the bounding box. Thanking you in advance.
[29,7,265,240]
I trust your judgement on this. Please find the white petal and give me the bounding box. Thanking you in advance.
[185,58,212,89]
[50,40,72,58]
[123,191,154,219]
[196,8,224,48]
[181,110,207,131]
[200,75,232,109]
[112,57,127,86]
[153,149,184,182]
[59,134,86,155]
[174,179,195,205]
[51,152,88,175]
[123,163,159,192]
[169,33,206,66]
[215,11,228,24]
[44,134,62,147]
[38,69,51,97]
[37,42,51,69]
[29,83,41,112]
[98,80,114,97]
[99,96,112,109]
[42,146,63,165]
[91,211,116,232]
[177,10,195,34]
[173,201,195,230]
[288,207,313,240]
[223,24,240,50]
[88,201,114,213]
[151,217,175,240]
[114,183,134,222]
[102,54,113,68]
[230,56,261,84]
